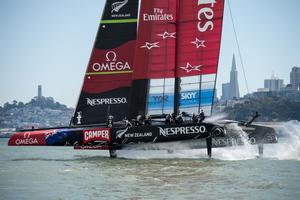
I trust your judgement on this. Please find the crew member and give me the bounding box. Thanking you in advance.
[144,115,152,125]
[165,114,172,125]
[199,109,205,123]
[175,113,183,124]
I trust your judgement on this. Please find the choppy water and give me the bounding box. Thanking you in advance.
[1,121,300,200]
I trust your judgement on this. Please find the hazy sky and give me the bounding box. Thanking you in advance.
[0,0,300,107]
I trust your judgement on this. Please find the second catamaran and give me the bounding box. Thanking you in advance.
[8,0,277,158]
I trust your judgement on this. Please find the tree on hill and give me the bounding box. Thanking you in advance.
[224,96,300,122]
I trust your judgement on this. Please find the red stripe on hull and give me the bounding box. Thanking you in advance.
[8,130,55,146]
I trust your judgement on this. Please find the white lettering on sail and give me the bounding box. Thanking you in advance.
[198,0,216,7]
[153,95,168,102]
[143,8,173,21]
[197,0,216,32]
[86,97,127,106]
[181,92,197,100]
[92,51,131,72]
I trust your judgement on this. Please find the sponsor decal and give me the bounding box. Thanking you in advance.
[153,95,169,103]
[157,32,176,39]
[197,0,216,32]
[12,130,48,146]
[191,38,206,48]
[212,137,256,146]
[86,97,127,106]
[92,51,131,73]
[76,111,82,125]
[111,0,130,18]
[159,126,206,137]
[124,132,152,138]
[116,128,128,138]
[15,132,38,145]
[180,62,202,73]
[140,42,160,50]
[143,8,174,21]
[116,128,152,139]
[181,92,197,100]
[83,128,110,144]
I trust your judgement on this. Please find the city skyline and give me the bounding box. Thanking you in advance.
[0,0,300,107]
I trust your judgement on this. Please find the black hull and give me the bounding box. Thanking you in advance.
[8,121,278,158]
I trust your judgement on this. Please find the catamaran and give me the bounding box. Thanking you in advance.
[8,0,277,158]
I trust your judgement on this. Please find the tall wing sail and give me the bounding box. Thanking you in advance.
[131,0,177,117]
[73,0,139,125]
[176,0,224,115]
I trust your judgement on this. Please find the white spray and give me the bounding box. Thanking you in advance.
[118,121,300,161]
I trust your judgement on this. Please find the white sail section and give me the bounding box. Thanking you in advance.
[147,79,175,115]
[179,74,216,116]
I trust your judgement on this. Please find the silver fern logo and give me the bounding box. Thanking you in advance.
[116,127,129,138]
[111,0,128,13]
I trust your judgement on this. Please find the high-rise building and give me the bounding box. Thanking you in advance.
[38,85,42,99]
[229,54,240,99]
[264,74,284,91]
[221,54,240,101]
[290,66,300,89]
[221,83,230,101]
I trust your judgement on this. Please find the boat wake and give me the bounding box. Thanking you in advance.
[117,121,300,161]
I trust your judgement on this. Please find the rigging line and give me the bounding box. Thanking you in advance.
[227,0,249,94]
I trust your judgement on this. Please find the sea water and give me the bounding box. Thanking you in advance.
[0,121,300,200]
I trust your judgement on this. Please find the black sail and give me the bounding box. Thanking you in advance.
[72,0,139,126]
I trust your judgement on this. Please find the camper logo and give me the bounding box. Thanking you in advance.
[92,51,132,73]
[83,128,110,144]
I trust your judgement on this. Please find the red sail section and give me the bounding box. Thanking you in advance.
[83,41,135,93]
[133,0,177,80]
[176,0,224,77]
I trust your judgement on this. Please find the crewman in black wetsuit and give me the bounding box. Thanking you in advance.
[165,114,172,125]
[107,115,114,127]
[144,115,152,125]
[199,109,205,123]
[123,117,132,127]
[175,113,183,124]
